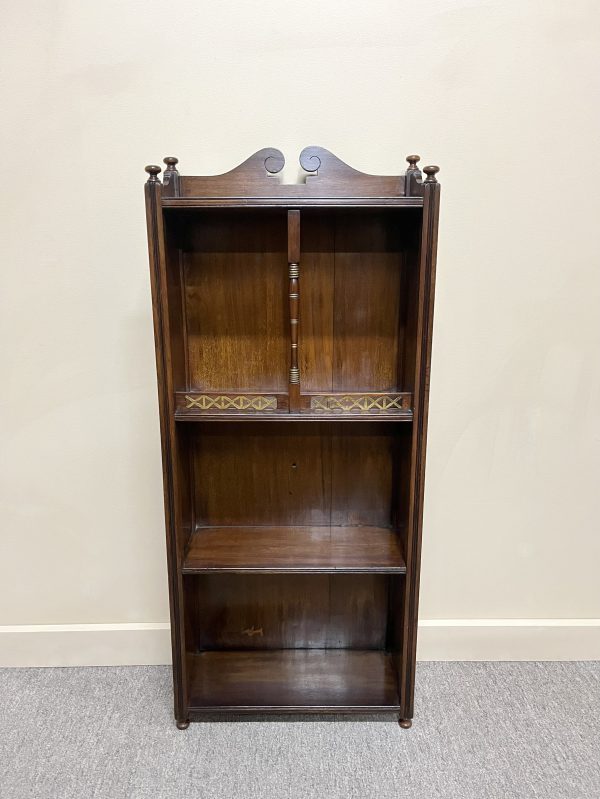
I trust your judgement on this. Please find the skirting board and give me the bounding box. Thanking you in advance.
[0,620,599,667]
[417,620,600,661]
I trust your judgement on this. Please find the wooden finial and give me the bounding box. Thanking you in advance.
[162,157,180,196]
[145,165,161,183]
[406,155,420,172]
[423,165,440,183]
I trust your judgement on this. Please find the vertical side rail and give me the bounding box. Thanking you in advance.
[400,166,440,725]
[144,165,189,727]
[288,210,301,411]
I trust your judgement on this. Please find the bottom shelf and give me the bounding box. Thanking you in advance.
[188,650,400,712]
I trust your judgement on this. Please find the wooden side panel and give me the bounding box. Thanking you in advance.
[331,423,393,527]
[183,211,288,392]
[399,180,441,720]
[144,180,189,724]
[189,574,388,650]
[400,219,423,395]
[162,218,187,391]
[387,574,406,678]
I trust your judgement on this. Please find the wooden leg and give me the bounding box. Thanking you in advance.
[399,718,412,729]
[176,719,190,730]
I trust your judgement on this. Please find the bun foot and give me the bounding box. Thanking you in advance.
[176,719,190,730]
[399,718,412,729]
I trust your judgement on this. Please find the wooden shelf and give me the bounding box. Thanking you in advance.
[175,391,414,422]
[162,197,424,209]
[188,650,400,713]
[182,525,406,574]
[176,410,413,422]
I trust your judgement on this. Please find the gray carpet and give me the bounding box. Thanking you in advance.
[0,663,598,799]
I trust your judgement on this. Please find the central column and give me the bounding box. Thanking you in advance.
[287,209,301,411]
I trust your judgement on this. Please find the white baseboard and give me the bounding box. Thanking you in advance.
[0,620,598,666]
[417,619,600,661]
[0,623,172,667]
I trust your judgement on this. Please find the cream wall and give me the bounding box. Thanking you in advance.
[1,0,599,664]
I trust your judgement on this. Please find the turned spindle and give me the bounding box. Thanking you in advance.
[289,261,300,385]
[288,210,301,409]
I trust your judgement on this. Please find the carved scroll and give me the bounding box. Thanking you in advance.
[169,148,286,198]
[298,147,404,197]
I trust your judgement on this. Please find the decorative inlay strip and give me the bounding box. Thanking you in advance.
[310,394,410,413]
[185,395,277,412]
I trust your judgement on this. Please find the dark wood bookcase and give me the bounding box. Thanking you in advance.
[144,147,440,728]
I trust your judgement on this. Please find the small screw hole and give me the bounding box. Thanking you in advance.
[291,463,297,468]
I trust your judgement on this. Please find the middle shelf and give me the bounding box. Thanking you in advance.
[182,525,406,574]
[174,391,414,422]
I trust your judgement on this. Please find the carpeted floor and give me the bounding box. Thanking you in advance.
[0,662,598,799]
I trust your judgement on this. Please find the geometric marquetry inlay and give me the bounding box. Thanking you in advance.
[185,395,277,411]
[310,394,409,413]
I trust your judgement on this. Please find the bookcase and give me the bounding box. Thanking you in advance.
[144,147,440,728]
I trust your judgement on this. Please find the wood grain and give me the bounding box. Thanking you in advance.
[183,525,405,573]
[144,179,189,724]
[188,650,400,710]
[177,147,407,200]
[299,212,334,391]
[191,422,396,528]
[188,573,388,650]
[398,179,441,722]
[299,210,414,393]
[183,210,288,392]
[333,212,402,391]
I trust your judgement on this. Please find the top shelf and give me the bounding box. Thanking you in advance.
[162,197,424,209]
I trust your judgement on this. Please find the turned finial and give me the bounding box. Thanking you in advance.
[423,165,440,183]
[406,155,421,172]
[162,157,180,196]
[145,165,161,183]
